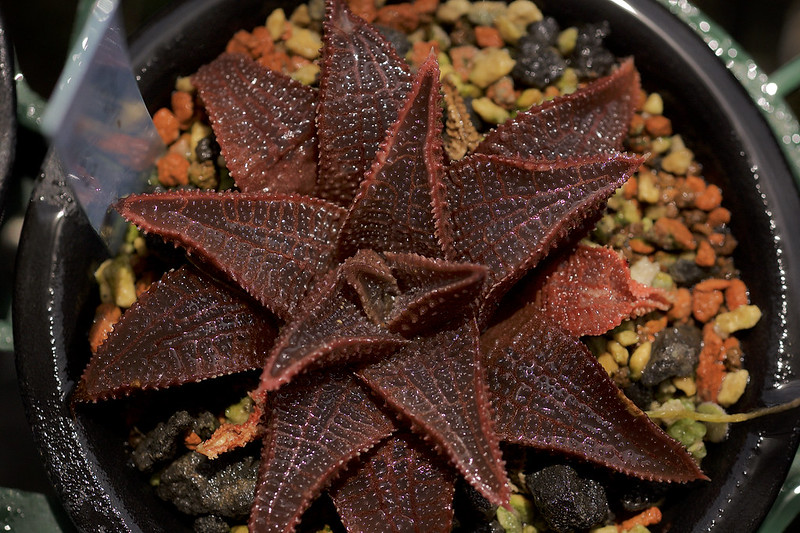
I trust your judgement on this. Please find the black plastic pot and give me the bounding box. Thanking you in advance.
[0,7,15,217]
[13,0,800,531]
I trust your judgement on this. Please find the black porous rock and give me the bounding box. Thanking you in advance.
[156,451,259,518]
[526,464,609,533]
[133,410,220,472]
[640,324,703,386]
[192,515,230,533]
[571,21,615,78]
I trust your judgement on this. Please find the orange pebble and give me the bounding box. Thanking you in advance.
[475,26,504,47]
[644,115,672,137]
[347,0,378,22]
[725,279,748,310]
[619,506,662,532]
[376,3,420,33]
[157,152,190,187]
[629,113,645,135]
[629,238,654,254]
[88,303,122,354]
[413,0,439,16]
[685,175,706,193]
[668,287,692,321]
[171,91,194,125]
[450,45,478,81]
[152,107,180,145]
[692,288,724,322]
[695,183,723,211]
[622,175,638,199]
[694,278,731,292]
[653,217,697,250]
[184,431,202,451]
[408,40,439,66]
[696,323,725,402]
[695,239,716,267]
[707,206,731,227]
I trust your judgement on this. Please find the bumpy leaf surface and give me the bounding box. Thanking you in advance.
[315,0,412,205]
[77,265,276,401]
[193,53,318,194]
[536,244,671,336]
[258,263,409,392]
[88,2,708,530]
[116,191,345,320]
[442,152,641,320]
[336,55,445,260]
[358,319,509,506]
[331,433,455,533]
[481,306,706,483]
[476,58,639,159]
[250,371,396,533]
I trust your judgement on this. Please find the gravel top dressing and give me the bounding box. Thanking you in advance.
[76,1,778,532]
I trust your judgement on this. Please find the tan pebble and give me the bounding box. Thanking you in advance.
[266,8,287,41]
[285,26,322,59]
[643,92,664,114]
[469,47,515,88]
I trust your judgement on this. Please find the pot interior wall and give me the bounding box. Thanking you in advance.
[14,0,800,532]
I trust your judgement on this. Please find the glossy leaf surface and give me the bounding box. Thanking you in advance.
[193,53,318,194]
[77,265,276,401]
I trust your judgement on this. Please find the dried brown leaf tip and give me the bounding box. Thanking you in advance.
[77,0,705,531]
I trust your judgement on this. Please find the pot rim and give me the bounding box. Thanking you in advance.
[12,1,800,532]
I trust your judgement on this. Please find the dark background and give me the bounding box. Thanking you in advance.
[0,0,798,529]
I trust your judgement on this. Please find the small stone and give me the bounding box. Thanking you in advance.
[469,47,515,88]
[506,0,543,28]
[526,464,609,533]
[436,0,471,24]
[643,92,664,115]
[467,1,508,26]
[640,324,702,386]
[266,8,287,41]
[472,97,510,124]
[285,26,322,59]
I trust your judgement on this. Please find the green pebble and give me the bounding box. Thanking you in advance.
[472,97,510,124]
[497,505,523,533]
[667,418,707,447]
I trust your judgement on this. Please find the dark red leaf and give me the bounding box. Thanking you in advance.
[116,190,345,320]
[476,58,639,159]
[193,53,317,194]
[330,432,456,533]
[536,244,671,336]
[336,54,446,260]
[76,265,276,402]
[258,262,409,392]
[442,152,641,322]
[315,0,413,205]
[249,371,396,533]
[381,252,487,336]
[357,319,510,506]
[481,306,707,483]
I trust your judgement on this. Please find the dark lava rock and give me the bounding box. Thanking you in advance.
[570,22,615,78]
[526,464,609,533]
[623,381,656,411]
[193,514,229,533]
[511,43,566,89]
[640,324,703,386]
[194,135,220,164]
[525,17,561,46]
[376,23,412,57]
[156,451,259,518]
[455,478,497,525]
[133,410,219,472]
[617,481,670,513]
[669,258,709,286]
